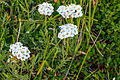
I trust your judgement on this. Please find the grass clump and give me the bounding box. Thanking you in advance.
[0,0,120,80]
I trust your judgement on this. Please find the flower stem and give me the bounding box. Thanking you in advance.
[71,18,73,24]
[65,38,69,58]
[45,15,47,29]
[45,15,48,40]
[21,61,24,75]
[65,18,68,24]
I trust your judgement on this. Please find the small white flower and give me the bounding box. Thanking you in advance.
[57,4,83,18]
[15,42,23,46]
[16,52,22,59]
[73,29,78,35]
[58,32,63,39]
[113,77,115,80]
[38,2,54,16]
[69,31,74,37]
[71,13,76,18]
[57,6,65,12]
[58,24,78,39]
[76,5,82,11]
[8,42,31,62]
[76,11,83,17]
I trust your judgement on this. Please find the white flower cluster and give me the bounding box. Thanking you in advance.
[58,24,78,39]
[57,4,83,18]
[9,42,30,61]
[38,2,54,16]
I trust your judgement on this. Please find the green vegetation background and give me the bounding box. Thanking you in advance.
[0,0,120,80]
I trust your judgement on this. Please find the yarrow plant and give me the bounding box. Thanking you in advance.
[58,24,78,39]
[38,2,54,16]
[8,42,30,62]
[57,4,83,18]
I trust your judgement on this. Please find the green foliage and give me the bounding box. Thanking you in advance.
[0,0,120,80]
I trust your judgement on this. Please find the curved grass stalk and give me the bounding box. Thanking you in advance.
[75,46,91,80]
[20,61,24,75]
[17,18,21,42]
[37,39,61,76]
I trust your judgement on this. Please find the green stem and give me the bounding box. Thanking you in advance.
[64,39,83,79]
[21,61,24,75]
[45,15,47,30]
[75,46,91,80]
[84,69,98,80]
[43,37,49,60]
[52,48,58,67]
[62,42,65,60]
[65,38,69,58]
[39,71,42,79]
[73,0,76,4]
[45,15,48,41]
[25,0,29,19]
[76,17,80,39]
[46,39,61,60]
[70,0,72,3]
[80,0,82,5]
[65,18,68,24]
[88,0,91,47]
[71,18,73,24]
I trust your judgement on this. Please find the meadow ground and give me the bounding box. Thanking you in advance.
[0,0,120,80]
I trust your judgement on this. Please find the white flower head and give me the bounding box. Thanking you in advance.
[8,42,31,62]
[57,4,83,18]
[58,24,78,39]
[38,2,54,16]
